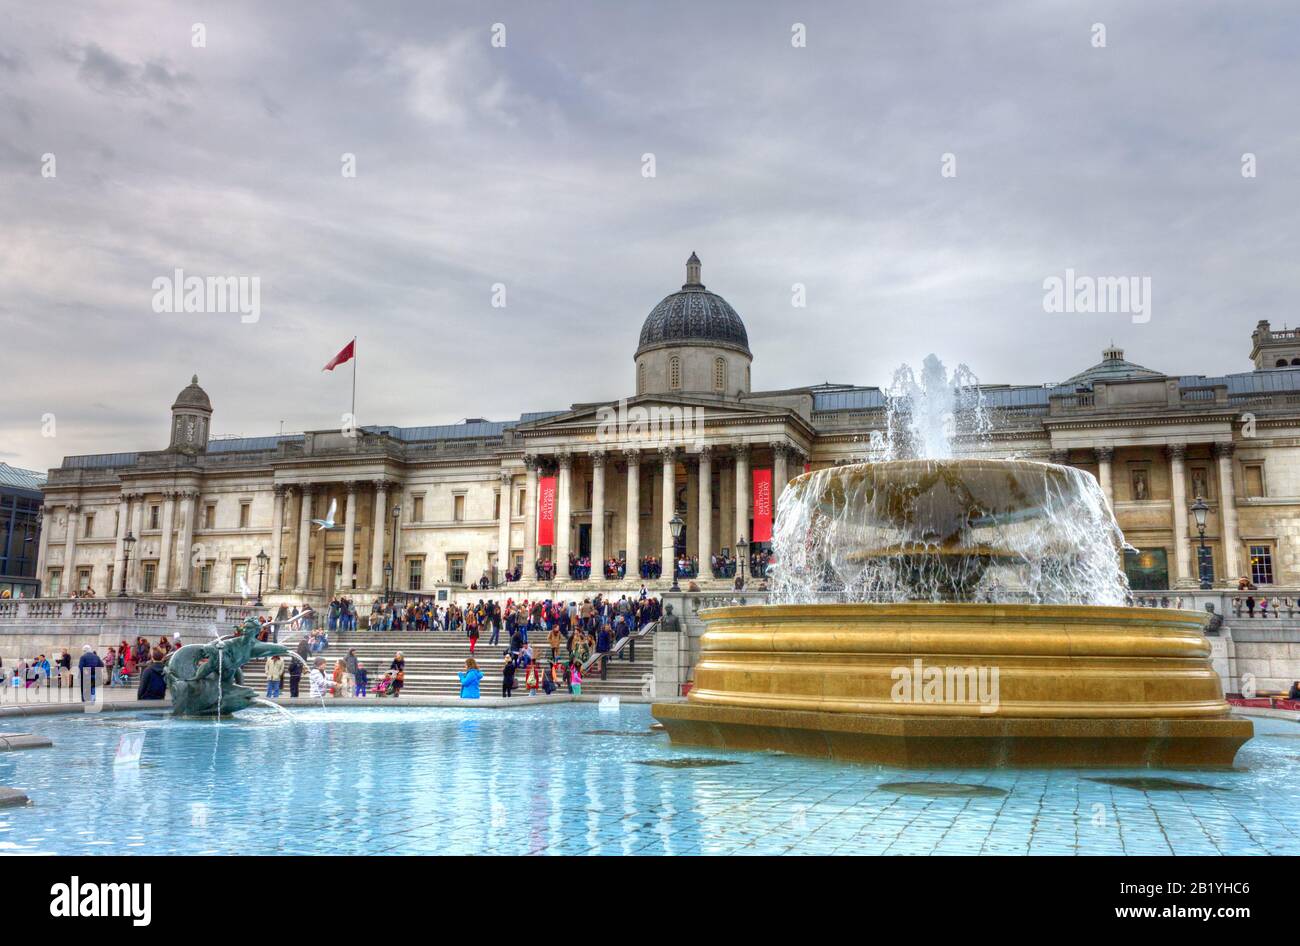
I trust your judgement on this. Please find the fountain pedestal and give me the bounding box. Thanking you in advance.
[652,603,1252,768]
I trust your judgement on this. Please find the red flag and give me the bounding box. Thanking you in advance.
[322,340,355,371]
[537,476,557,546]
[752,469,773,542]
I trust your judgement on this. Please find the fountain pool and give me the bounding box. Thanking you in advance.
[0,705,1292,855]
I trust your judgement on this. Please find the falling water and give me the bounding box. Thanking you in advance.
[770,355,1130,606]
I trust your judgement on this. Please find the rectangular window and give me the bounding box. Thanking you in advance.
[106,565,114,592]
[77,568,92,592]
[1122,548,1168,591]
[142,562,157,593]
[204,504,216,529]
[199,564,213,593]
[1249,545,1274,585]
[232,561,248,594]
[1197,546,1215,586]
[48,569,61,596]
[1244,465,1265,498]
[517,488,525,517]
[412,496,424,523]
[494,492,501,521]
[448,556,465,584]
[149,505,160,530]
[453,495,465,522]
[407,557,423,591]
[239,502,251,528]
[83,513,94,538]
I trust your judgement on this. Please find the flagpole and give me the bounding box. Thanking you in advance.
[351,336,357,428]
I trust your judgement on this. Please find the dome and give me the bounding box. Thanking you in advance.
[1062,346,1162,387]
[171,374,212,412]
[636,254,751,358]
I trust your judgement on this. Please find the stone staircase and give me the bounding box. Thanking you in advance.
[224,628,656,698]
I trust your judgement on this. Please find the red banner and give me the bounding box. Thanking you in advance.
[752,468,773,542]
[537,475,557,547]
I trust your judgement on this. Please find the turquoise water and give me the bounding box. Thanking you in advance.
[0,704,1293,855]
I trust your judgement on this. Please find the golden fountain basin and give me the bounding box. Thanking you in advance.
[651,603,1252,768]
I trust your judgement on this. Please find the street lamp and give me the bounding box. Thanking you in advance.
[737,536,748,583]
[389,505,401,601]
[383,562,393,602]
[1190,496,1211,590]
[668,513,685,592]
[255,548,269,606]
[119,531,136,597]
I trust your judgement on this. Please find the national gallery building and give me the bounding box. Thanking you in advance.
[33,256,1300,602]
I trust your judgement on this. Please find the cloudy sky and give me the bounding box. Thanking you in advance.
[3,0,1298,472]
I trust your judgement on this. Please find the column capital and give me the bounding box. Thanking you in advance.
[122,490,145,502]
[523,453,540,471]
[659,446,679,463]
[300,483,318,496]
[499,469,515,485]
[343,480,359,495]
[733,443,751,460]
[369,479,395,493]
[1048,450,1070,465]
[273,483,288,498]
[178,488,199,500]
[1213,441,1235,459]
[1165,443,1188,462]
[622,447,640,465]
[1094,446,1115,463]
[65,502,80,514]
[556,451,573,470]
[697,443,714,461]
[771,441,790,458]
[589,449,607,468]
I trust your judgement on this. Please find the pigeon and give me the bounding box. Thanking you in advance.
[311,497,338,531]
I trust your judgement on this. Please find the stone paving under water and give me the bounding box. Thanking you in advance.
[0,704,1292,855]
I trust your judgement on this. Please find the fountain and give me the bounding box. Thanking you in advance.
[652,357,1252,767]
[165,616,294,717]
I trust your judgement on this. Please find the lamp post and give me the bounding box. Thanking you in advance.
[255,548,269,606]
[668,513,685,593]
[388,504,401,602]
[737,536,748,583]
[383,562,393,603]
[1191,496,1211,590]
[119,531,136,597]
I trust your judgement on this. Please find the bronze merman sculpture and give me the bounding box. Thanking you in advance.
[164,616,296,716]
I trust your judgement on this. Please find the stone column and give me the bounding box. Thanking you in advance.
[773,442,790,509]
[1168,444,1193,587]
[175,490,197,593]
[589,452,606,577]
[718,454,733,555]
[523,456,539,572]
[697,446,713,568]
[36,504,53,594]
[1094,446,1115,510]
[62,503,79,592]
[111,494,129,595]
[269,485,286,590]
[497,469,513,582]
[156,492,176,593]
[556,453,573,579]
[369,481,388,592]
[734,444,750,546]
[296,484,315,593]
[129,497,144,594]
[341,481,357,593]
[624,449,641,563]
[1215,443,1241,582]
[660,447,677,561]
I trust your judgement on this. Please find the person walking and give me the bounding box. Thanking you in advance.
[458,658,483,699]
[77,645,103,702]
[343,648,358,696]
[288,649,303,697]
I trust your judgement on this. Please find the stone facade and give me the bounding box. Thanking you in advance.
[34,256,1300,603]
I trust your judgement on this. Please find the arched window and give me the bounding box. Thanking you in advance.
[1291,359,1300,367]
[1278,359,1289,368]
[669,356,681,390]
[713,357,727,392]
[638,361,646,393]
